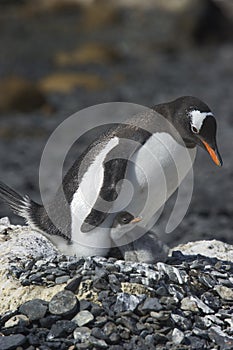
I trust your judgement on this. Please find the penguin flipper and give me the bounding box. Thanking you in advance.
[81,158,128,232]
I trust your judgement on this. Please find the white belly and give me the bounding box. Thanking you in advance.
[70,137,119,256]
[123,133,196,227]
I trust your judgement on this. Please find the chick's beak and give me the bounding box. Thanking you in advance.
[130,217,142,224]
[202,140,223,167]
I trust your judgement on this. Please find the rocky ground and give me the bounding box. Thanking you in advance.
[1,221,233,349]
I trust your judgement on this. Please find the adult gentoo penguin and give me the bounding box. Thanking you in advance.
[0,96,222,260]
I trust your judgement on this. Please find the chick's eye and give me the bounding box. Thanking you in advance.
[121,217,128,224]
[191,125,198,134]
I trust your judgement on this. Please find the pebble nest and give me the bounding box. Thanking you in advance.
[1,252,233,349]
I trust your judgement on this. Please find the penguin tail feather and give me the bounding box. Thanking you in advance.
[0,181,35,225]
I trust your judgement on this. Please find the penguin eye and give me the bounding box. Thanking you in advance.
[121,217,128,224]
[191,125,199,134]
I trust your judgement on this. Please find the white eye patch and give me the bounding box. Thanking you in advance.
[189,110,213,133]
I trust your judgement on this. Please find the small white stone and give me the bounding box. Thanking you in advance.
[172,328,184,345]
[214,285,233,301]
[181,296,199,312]
[0,217,11,226]
[72,310,94,327]
[4,314,29,328]
[73,326,91,341]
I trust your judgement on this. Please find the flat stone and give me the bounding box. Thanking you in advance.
[55,275,70,284]
[73,310,94,327]
[49,290,79,317]
[19,299,48,321]
[141,297,162,312]
[0,334,26,350]
[214,285,233,300]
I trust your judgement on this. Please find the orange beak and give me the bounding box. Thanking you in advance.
[130,216,142,224]
[202,140,222,167]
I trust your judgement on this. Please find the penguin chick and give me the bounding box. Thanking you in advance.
[110,211,169,264]
[111,211,142,240]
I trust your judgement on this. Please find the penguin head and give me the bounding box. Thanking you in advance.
[111,211,142,240]
[172,96,222,167]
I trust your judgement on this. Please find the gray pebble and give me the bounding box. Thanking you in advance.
[49,290,79,317]
[19,299,48,321]
[55,275,70,284]
[140,297,162,312]
[89,336,108,348]
[73,326,91,341]
[0,334,26,350]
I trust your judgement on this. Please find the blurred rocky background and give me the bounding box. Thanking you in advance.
[0,0,232,248]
